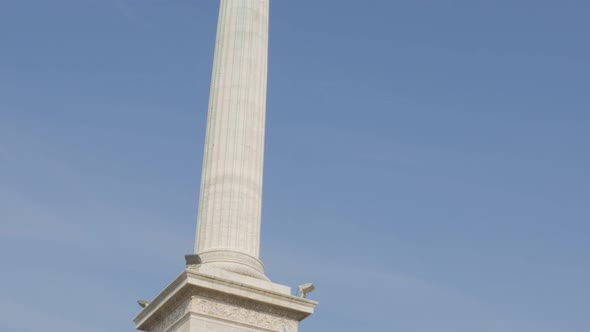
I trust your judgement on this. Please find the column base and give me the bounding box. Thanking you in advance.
[187,250,269,281]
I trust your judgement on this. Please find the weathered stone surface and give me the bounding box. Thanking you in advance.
[134,271,316,332]
[133,1,318,331]
[194,0,271,280]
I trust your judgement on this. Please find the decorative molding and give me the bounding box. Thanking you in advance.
[197,250,265,271]
[151,300,190,332]
[134,271,315,332]
[191,250,270,280]
[196,288,304,321]
[192,297,298,331]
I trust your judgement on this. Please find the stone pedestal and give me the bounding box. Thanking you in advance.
[134,269,316,332]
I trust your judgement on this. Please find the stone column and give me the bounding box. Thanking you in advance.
[194,0,270,280]
[134,3,318,330]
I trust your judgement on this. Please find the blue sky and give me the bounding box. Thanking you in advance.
[1,0,589,331]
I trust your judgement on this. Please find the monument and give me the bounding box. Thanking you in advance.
[133,1,318,331]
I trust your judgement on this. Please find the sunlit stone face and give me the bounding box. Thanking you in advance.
[194,0,271,281]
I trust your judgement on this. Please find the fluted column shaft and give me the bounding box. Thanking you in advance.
[194,0,270,279]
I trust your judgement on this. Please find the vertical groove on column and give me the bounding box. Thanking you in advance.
[197,0,225,251]
[234,0,248,251]
[224,0,239,249]
[230,0,246,250]
[216,0,230,249]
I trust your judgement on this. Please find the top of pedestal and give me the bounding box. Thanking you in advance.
[134,269,317,330]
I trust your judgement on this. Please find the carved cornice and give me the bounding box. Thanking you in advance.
[151,300,190,332]
[134,271,317,331]
[192,297,297,331]
[196,288,304,321]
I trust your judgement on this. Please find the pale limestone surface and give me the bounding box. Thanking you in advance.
[194,0,270,280]
[133,270,316,332]
[134,1,318,330]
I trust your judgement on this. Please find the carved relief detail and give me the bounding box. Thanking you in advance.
[151,300,190,332]
[192,297,297,331]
